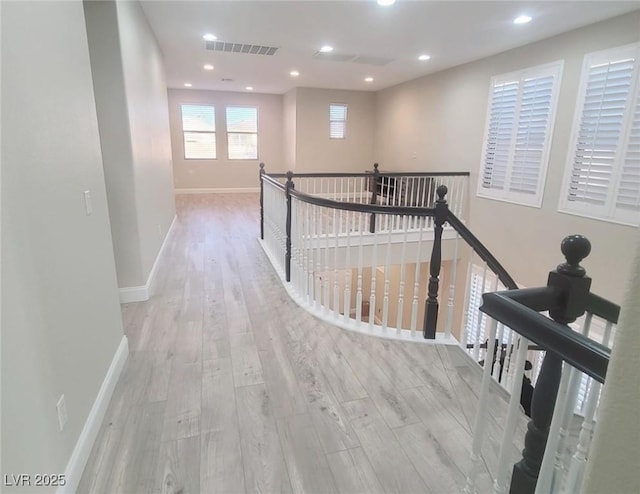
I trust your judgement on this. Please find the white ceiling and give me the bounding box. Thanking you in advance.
[140,1,640,95]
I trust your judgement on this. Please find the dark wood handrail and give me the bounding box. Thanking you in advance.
[445,211,518,290]
[262,173,286,191]
[586,292,621,324]
[264,171,471,179]
[481,289,611,383]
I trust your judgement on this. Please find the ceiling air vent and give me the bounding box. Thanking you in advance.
[352,55,394,66]
[205,40,278,56]
[313,52,394,66]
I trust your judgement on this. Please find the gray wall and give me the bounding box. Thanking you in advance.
[294,88,376,174]
[375,12,640,304]
[85,0,175,289]
[1,0,124,486]
[168,88,284,188]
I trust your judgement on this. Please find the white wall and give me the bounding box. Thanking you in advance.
[283,88,297,171]
[1,0,124,488]
[85,0,175,290]
[295,87,375,173]
[168,89,284,189]
[375,12,640,304]
[116,0,176,280]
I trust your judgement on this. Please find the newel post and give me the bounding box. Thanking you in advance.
[259,162,265,240]
[423,185,449,339]
[509,235,592,494]
[369,163,380,233]
[285,171,295,282]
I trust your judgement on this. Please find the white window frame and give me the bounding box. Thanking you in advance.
[558,43,640,227]
[329,103,347,139]
[477,60,564,208]
[226,106,259,160]
[181,104,216,160]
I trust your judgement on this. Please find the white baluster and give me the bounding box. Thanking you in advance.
[381,225,392,332]
[535,361,574,494]
[473,263,489,361]
[493,335,529,494]
[410,214,425,335]
[369,213,379,331]
[444,232,460,339]
[314,205,322,311]
[396,215,409,334]
[464,316,499,494]
[333,203,340,318]
[355,212,364,326]
[343,206,351,322]
[324,206,330,313]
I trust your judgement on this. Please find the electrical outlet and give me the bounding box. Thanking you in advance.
[56,394,68,431]
[84,190,92,215]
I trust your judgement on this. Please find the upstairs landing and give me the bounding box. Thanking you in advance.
[79,193,521,494]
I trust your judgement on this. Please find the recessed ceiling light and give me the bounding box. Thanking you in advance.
[320,45,334,53]
[418,54,431,61]
[246,86,254,91]
[365,77,374,82]
[184,83,193,87]
[203,64,214,70]
[513,15,532,24]
[290,70,300,77]
[377,0,395,5]
[202,33,217,41]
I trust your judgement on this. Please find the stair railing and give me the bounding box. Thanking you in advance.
[464,236,620,494]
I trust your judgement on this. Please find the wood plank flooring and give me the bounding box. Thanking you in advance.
[79,193,501,494]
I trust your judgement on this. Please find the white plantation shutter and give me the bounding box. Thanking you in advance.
[226,106,258,159]
[617,90,640,212]
[479,62,563,207]
[483,81,518,190]
[181,104,216,159]
[561,43,640,226]
[329,104,347,139]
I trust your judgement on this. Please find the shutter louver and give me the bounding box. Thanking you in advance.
[510,76,554,194]
[567,59,634,207]
[226,106,258,159]
[483,81,518,191]
[181,104,216,159]
[478,61,562,206]
[617,93,640,211]
[561,43,640,226]
[329,104,347,139]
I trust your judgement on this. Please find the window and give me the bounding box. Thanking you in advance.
[226,106,258,159]
[478,61,564,207]
[329,104,347,139]
[181,104,216,159]
[559,43,640,226]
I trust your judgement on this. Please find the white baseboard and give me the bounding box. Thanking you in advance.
[174,187,259,194]
[118,215,177,303]
[57,335,129,494]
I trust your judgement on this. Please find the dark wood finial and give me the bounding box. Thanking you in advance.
[259,162,265,170]
[373,162,379,170]
[558,235,591,276]
[286,171,294,181]
[436,185,448,202]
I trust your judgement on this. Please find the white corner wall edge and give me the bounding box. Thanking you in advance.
[118,214,177,303]
[174,187,260,194]
[57,335,129,494]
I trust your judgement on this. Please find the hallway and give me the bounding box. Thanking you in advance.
[79,193,498,494]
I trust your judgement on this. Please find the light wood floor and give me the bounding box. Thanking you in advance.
[79,193,505,494]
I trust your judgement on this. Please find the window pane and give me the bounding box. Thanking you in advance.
[182,104,215,131]
[228,133,258,159]
[226,106,257,132]
[329,104,347,121]
[184,132,216,159]
[330,121,346,139]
